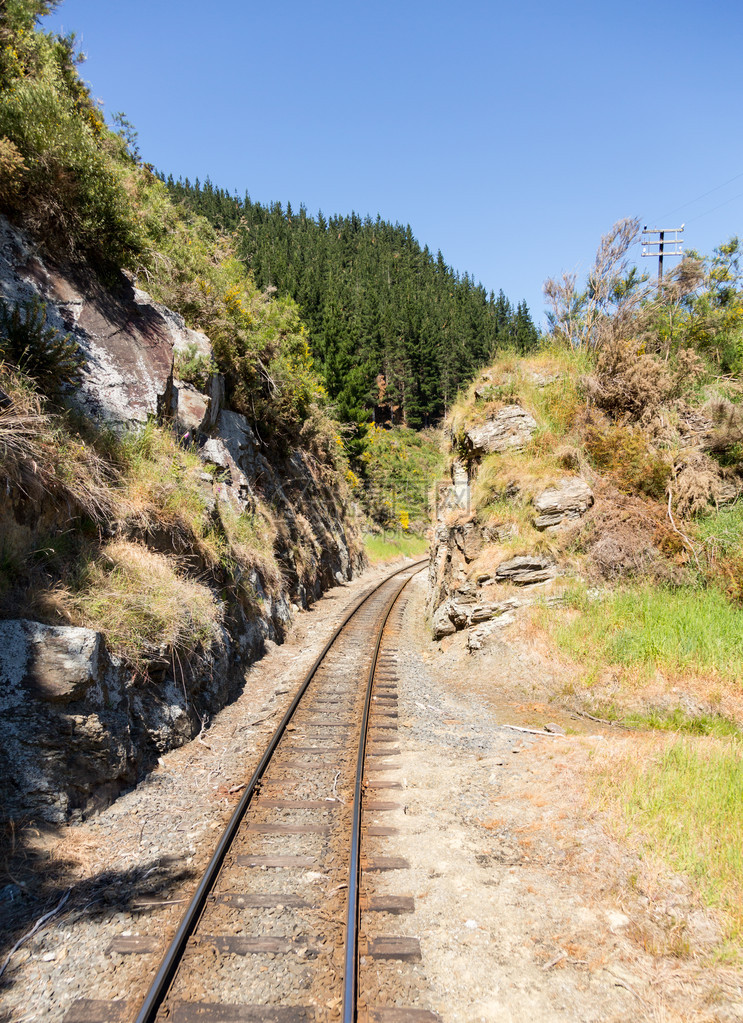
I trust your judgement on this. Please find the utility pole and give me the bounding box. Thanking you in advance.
[641,225,684,285]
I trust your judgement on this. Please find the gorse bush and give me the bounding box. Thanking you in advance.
[584,422,671,500]
[361,424,445,530]
[173,341,217,390]
[0,296,83,393]
[0,9,144,269]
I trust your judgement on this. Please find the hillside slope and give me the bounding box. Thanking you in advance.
[427,344,743,947]
[0,3,370,826]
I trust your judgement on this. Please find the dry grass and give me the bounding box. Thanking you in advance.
[111,421,217,556]
[448,348,588,442]
[49,540,223,670]
[216,500,281,593]
[0,362,117,520]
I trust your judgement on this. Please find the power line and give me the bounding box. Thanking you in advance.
[656,170,743,222]
[684,188,743,226]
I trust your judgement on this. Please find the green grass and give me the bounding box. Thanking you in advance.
[544,581,743,684]
[363,532,429,565]
[695,503,743,558]
[623,707,741,738]
[598,737,743,945]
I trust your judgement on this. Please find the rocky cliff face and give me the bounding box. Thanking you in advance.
[0,216,364,825]
[428,369,594,649]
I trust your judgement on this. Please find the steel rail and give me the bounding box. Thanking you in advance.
[341,565,420,1023]
[134,557,427,1023]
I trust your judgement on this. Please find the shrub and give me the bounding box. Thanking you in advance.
[0,17,143,269]
[361,424,445,529]
[584,337,704,425]
[585,422,671,499]
[0,137,26,201]
[0,297,83,393]
[173,341,217,390]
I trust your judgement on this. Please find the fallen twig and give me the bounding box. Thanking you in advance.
[573,709,614,725]
[502,724,567,738]
[542,951,567,970]
[331,771,345,804]
[132,899,187,908]
[248,709,280,727]
[607,971,646,1004]
[0,888,71,979]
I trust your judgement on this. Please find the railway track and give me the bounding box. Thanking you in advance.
[64,560,438,1023]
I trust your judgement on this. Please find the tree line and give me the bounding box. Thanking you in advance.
[163,176,539,435]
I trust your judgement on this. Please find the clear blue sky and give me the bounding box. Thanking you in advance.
[48,0,743,326]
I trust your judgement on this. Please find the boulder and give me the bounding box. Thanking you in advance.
[0,620,134,823]
[533,478,594,530]
[0,620,106,706]
[464,405,537,455]
[495,555,556,585]
[171,380,211,435]
[452,521,482,562]
[158,302,225,430]
[432,594,522,638]
[432,603,457,638]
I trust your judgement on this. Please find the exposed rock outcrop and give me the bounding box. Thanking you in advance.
[427,517,558,639]
[495,555,557,585]
[0,618,260,824]
[464,405,537,455]
[0,215,364,824]
[0,217,175,428]
[533,478,594,530]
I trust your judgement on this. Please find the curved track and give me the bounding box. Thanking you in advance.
[130,559,434,1023]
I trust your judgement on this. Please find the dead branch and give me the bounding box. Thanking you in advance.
[0,888,71,979]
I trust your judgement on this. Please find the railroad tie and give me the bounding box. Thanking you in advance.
[195,935,322,955]
[364,1009,442,1023]
[361,856,410,871]
[244,822,330,835]
[255,798,339,809]
[236,854,317,868]
[169,1003,314,1022]
[210,893,312,908]
[361,895,415,915]
[108,937,160,955]
[359,936,422,962]
[62,1001,129,1023]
